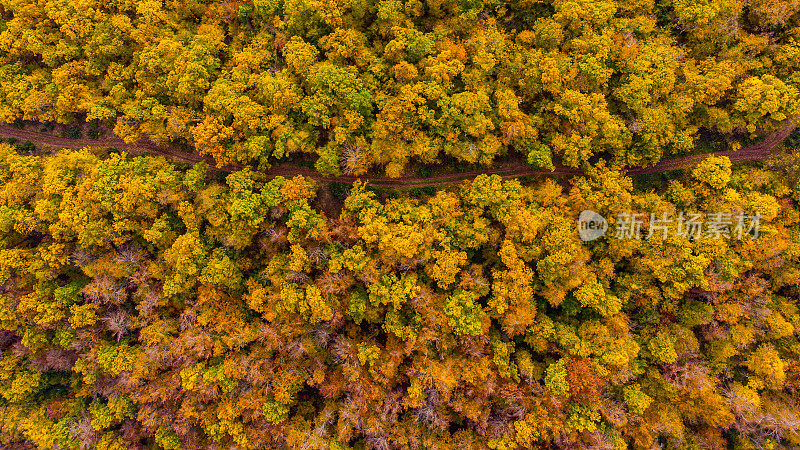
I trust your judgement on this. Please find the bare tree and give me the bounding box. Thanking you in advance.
[102,308,130,341]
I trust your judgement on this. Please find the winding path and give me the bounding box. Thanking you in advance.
[0,120,796,187]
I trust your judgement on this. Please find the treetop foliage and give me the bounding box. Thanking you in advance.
[1,144,800,448]
[1,0,799,175]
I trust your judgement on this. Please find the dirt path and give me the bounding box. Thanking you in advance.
[1,120,796,187]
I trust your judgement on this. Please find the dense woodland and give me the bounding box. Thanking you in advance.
[0,0,800,175]
[0,143,799,448]
[2,0,800,449]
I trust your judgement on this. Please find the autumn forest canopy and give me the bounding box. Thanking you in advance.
[2,0,800,449]
[0,0,799,174]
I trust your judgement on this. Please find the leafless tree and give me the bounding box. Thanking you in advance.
[69,416,99,450]
[102,308,130,341]
[340,144,363,175]
[308,245,330,265]
[71,249,95,267]
[286,271,310,285]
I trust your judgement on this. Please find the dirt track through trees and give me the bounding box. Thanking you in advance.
[1,120,796,187]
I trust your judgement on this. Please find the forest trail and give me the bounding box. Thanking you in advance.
[0,120,796,187]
